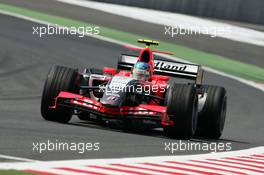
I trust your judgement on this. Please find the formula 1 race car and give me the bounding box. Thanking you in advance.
[41,39,227,139]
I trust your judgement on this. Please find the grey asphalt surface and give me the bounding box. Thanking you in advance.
[0,14,264,161]
[0,0,264,68]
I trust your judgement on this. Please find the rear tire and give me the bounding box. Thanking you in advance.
[41,65,78,123]
[163,84,198,139]
[196,85,227,139]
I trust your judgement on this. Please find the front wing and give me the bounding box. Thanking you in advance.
[50,91,174,126]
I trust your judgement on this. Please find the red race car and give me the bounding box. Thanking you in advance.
[41,39,227,139]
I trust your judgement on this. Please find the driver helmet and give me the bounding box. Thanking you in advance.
[132,62,150,81]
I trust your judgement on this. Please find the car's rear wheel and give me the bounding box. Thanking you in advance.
[41,65,78,123]
[163,84,198,139]
[196,85,227,139]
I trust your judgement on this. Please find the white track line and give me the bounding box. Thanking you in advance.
[0,154,38,162]
[0,10,263,93]
[0,147,263,175]
[26,168,82,175]
[0,147,263,169]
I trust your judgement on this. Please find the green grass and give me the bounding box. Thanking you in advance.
[0,3,264,82]
[0,170,36,175]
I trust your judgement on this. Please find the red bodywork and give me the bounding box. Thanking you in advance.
[51,46,175,126]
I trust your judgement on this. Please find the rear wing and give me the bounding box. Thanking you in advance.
[117,54,203,85]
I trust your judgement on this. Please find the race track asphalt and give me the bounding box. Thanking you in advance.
[0,14,264,161]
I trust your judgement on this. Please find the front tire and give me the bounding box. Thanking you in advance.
[41,65,78,123]
[163,84,198,139]
[196,85,227,139]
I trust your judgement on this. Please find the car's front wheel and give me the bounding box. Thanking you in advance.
[41,65,79,123]
[163,83,198,139]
